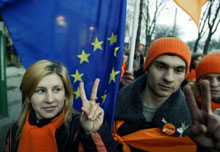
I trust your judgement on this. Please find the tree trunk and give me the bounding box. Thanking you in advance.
[193,34,201,53]
[203,32,212,54]
[203,0,220,54]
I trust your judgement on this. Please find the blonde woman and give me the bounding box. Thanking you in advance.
[6,60,116,152]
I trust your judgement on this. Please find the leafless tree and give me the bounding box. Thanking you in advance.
[143,0,168,54]
[193,4,209,53]
[203,0,220,54]
[194,0,220,54]
[153,24,181,40]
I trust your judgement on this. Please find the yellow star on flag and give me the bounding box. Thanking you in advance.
[73,87,80,99]
[107,33,117,46]
[91,37,103,51]
[114,47,120,57]
[71,70,84,83]
[109,67,120,84]
[77,50,90,64]
[101,93,107,106]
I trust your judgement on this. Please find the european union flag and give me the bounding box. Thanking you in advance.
[1,0,126,128]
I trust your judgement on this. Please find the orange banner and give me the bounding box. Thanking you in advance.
[173,0,208,28]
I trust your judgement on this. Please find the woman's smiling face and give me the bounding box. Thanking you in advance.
[29,73,66,119]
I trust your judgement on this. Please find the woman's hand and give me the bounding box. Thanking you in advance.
[79,78,104,134]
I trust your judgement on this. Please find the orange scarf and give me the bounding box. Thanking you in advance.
[18,110,65,152]
[197,97,220,112]
[113,121,196,152]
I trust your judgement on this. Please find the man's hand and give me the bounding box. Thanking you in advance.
[79,78,104,134]
[183,80,220,151]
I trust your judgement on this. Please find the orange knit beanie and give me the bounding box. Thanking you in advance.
[196,53,220,80]
[143,37,191,76]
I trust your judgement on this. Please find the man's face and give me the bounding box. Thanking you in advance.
[199,74,220,101]
[147,55,186,98]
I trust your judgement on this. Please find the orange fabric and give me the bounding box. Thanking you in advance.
[196,53,220,80]
[143,37,191,77]
[18,109,65,152]
[120,62,127,80]
[197,97,220,112]
[91,133,107,152]
[173,0,208,28]
[113,120,196,152]
[113,121,131,152]
[188,69,196,82]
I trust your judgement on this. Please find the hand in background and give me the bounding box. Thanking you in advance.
[121,70,134,87]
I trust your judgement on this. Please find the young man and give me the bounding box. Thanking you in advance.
[113,37,194,151]
[193,53,220,115]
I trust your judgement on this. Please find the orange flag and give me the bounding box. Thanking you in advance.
[173,0,208,28]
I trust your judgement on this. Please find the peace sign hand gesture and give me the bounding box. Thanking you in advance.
[79,78,104,134]
[184,80,220,151]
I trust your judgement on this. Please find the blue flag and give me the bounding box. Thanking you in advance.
[1,0,126,129]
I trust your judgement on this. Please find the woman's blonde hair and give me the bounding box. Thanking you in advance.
[17,60,76,138]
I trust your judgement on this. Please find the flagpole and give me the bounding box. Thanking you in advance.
[128,0,140,71]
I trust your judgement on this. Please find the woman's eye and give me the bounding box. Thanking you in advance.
[35,89,45,94]
[53,87,62,93]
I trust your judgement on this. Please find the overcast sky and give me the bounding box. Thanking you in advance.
[157,1,220,42]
